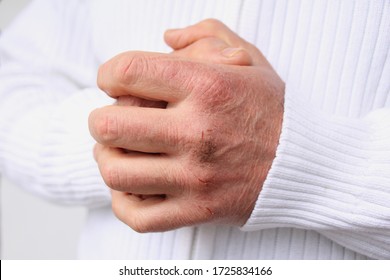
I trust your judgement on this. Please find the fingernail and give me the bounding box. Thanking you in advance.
[221,47,242,58]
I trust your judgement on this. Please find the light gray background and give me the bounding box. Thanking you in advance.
[0,0,87,259]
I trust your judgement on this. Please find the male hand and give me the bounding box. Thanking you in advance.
[89,19,285,232]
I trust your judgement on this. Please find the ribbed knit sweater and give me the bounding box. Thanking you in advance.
[0,0,389,259]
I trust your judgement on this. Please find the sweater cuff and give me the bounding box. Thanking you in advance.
[242,85,374,231]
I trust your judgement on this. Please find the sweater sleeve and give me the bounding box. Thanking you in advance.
[0,0,112,207]
[242,85,390,259]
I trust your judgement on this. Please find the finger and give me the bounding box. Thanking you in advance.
[111,191,215,232]
[89,105,180,153]
[165,19,270,67]
[172,37,253,66]
[98,51,193,102]
[95,145,185,195]
[165,19,244,50]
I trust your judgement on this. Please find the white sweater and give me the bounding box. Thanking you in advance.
[0,0,389,259]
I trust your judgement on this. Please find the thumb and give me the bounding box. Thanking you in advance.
[164,19,242,50]
[165,19,271,67]
[172,37,253,66]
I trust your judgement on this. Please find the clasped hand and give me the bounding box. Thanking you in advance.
[89,19,284,232]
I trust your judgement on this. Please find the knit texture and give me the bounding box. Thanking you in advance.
[0,0,389,259]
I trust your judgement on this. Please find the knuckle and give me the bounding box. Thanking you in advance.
[115,52,147,84]
[93,110,120,144]
[100,161,121,190]
[207,72,229,94]
[206,69,228,90]
[195,69,237,110]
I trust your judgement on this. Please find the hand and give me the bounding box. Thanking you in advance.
[89,19,285,232]
[116,19,256,107]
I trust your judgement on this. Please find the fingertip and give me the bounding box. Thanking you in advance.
[164,28,182,38]
[165,22,212,51]
[163,29,175,44]
[164,28,185,50]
